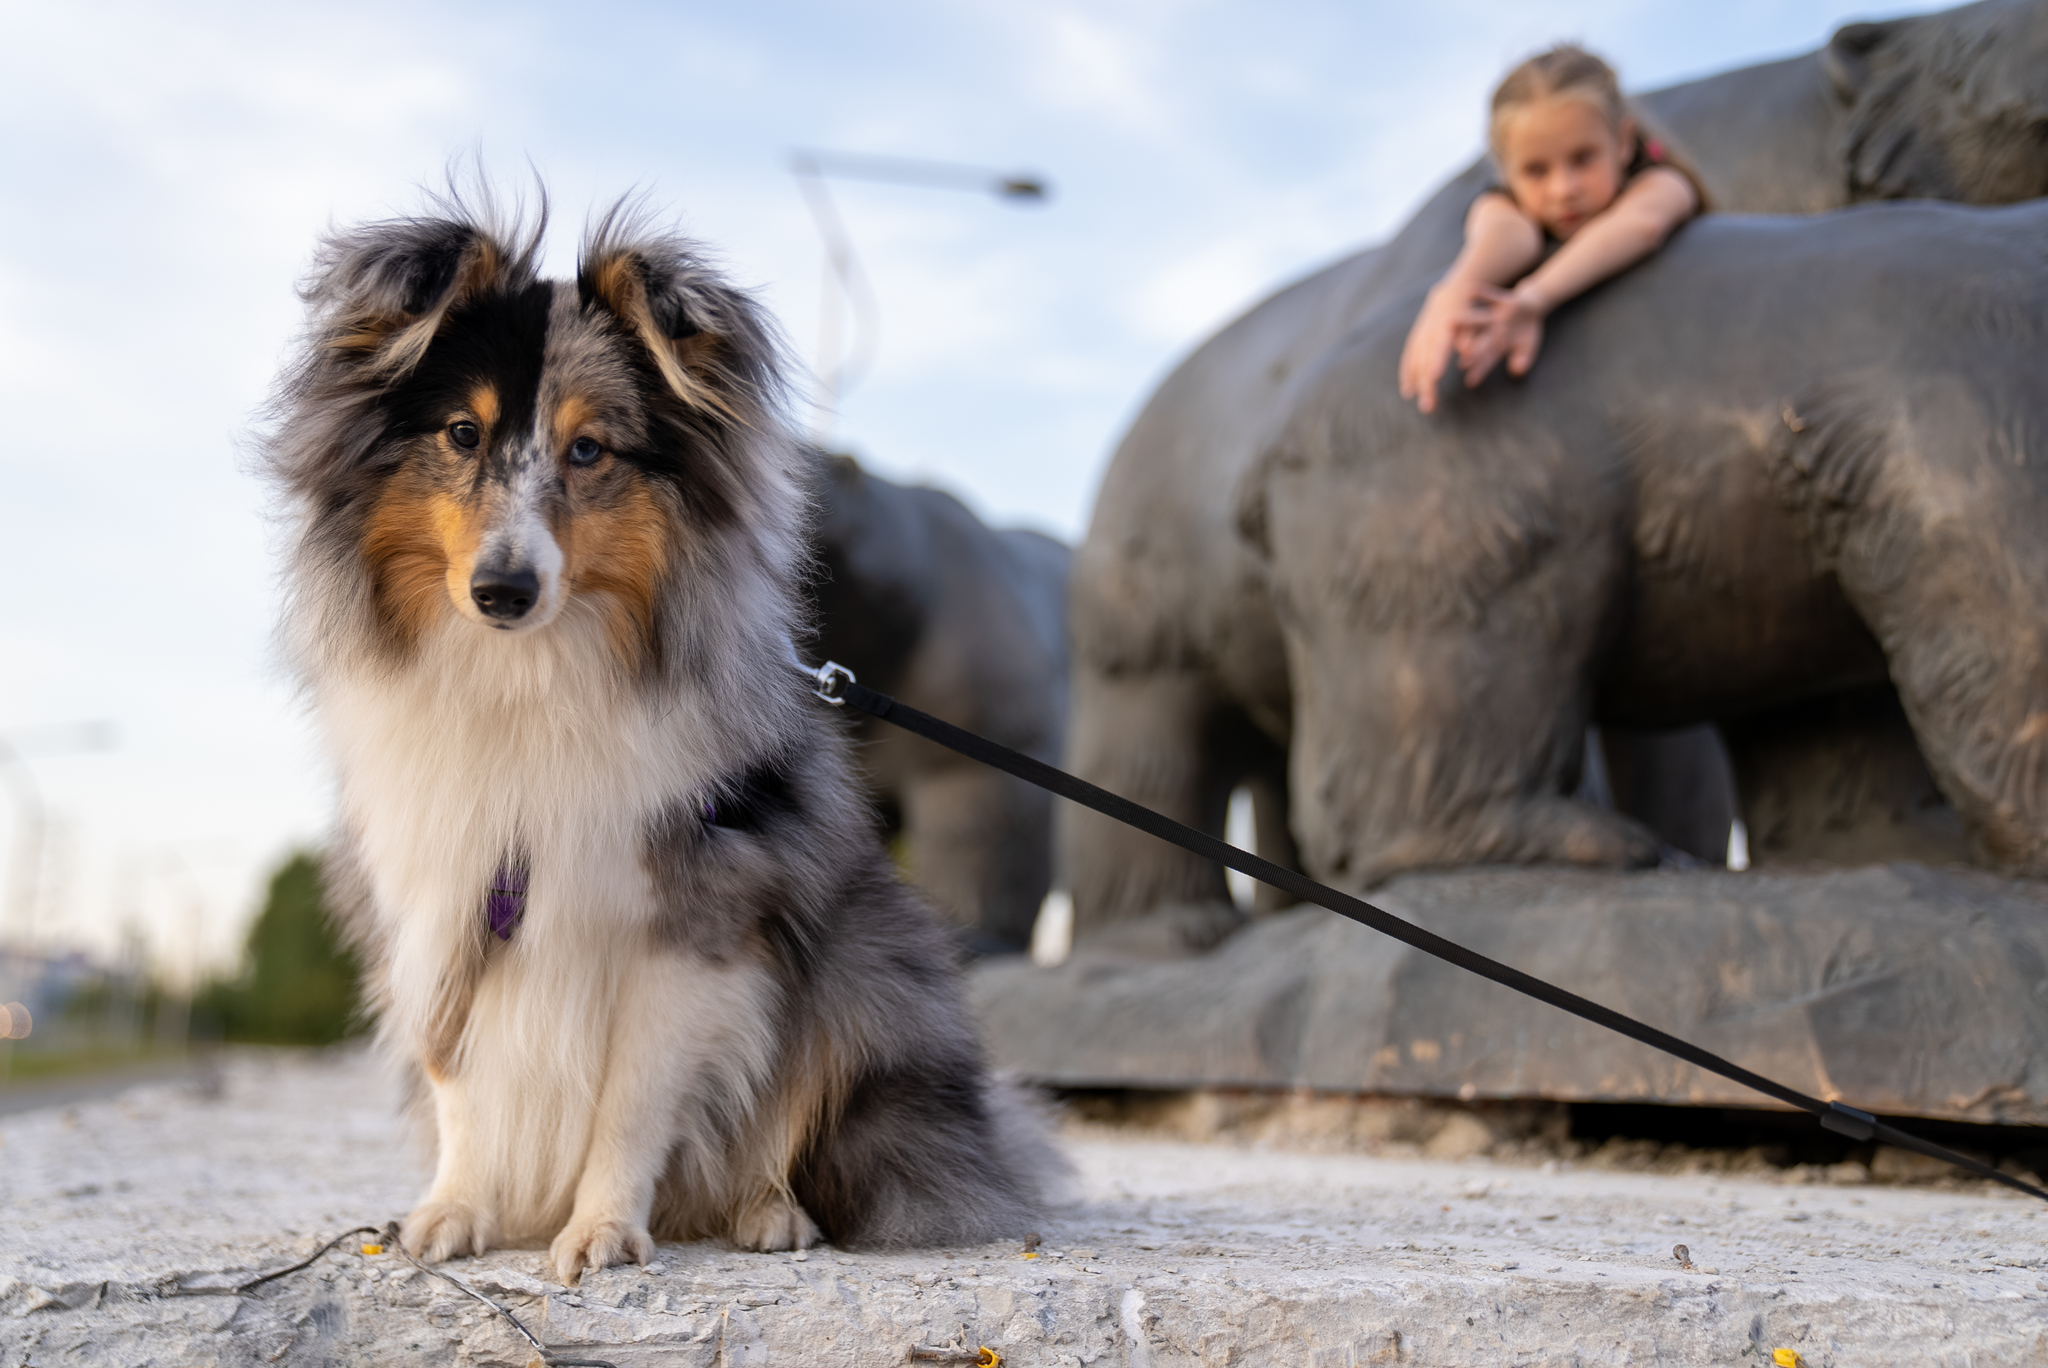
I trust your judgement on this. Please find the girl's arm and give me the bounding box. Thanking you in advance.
[1509,166,1696,319]
[1398,193,1544,414]
[1455,166,1698,385]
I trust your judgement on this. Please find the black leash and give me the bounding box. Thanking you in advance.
[165,1225,383,1297]
[802,660,2048,1203]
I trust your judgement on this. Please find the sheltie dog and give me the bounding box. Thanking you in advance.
[263,193,1056,1282]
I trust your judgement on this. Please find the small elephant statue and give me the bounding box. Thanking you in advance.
[808,452,1069,953]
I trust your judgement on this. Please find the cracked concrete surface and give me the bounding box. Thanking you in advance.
[4,1050,2047,1366]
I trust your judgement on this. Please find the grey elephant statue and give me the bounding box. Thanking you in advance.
[1242,197,2048,890]
[1065,0,2048,938]
[809,452,1069,954]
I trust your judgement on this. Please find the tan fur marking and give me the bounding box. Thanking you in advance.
[591,255,638,312]
[674,331,722,372]
[552,394,599,450]
[332,324,400,353]
[432,495,486,615]
[420,964,480,1082]
[349,238,506,378]
[561,480,670,671]
[417,1036,470,1089]
[469,384,502,430]
[583,251,738,421]
[361,477,484,648]
[765,1029,849,1190]
[362,482,453,646]
[717,1024,848,1245]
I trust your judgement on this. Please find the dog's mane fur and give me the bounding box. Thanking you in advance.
[262,189,1057,1271]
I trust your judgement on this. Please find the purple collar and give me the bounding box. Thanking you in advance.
[485,799,719,941]
[487,864,528,941]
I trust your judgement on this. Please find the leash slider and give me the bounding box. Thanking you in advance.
[1819,1102,1877,1141]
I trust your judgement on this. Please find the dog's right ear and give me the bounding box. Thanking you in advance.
[306,218,510,377]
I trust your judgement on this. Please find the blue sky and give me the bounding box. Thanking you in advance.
[0,0,1897,971]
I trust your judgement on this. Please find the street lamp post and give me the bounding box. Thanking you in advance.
[789,149,1049,447]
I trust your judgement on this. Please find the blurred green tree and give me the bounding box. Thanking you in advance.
[198,851,359,1045]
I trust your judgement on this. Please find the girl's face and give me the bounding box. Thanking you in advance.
[1497,95,1632,239]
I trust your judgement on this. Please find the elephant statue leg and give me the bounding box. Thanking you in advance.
[1062,664,1241,941]
[1255,426,1661,886]
[901,762,1053,954]
[1278,606,1661,887]
[1797,393,2048,874]
[1720,686,1965,867]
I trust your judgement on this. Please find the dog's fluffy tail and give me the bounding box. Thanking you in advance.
[984,1074,1076,1213]
[794,1067,1072,1249]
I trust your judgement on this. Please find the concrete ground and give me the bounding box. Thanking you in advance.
[3,1050,2046,1367]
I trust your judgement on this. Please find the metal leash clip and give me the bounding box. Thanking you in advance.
[811,660,856,705]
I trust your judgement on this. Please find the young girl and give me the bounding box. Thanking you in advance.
[1399,45,1702,414]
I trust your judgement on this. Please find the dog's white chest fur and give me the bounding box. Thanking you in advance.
[317,614,746,1235]
[319,615,706,939]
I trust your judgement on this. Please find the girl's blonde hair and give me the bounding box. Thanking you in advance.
[1488,44,1629,161]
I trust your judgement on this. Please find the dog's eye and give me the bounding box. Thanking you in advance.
[569,436,603,468]
[449,421,481,451]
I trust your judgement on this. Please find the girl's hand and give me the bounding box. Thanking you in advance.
[1454,283,1548,389]
[1402,192,1548,415]
[1399,281,1493,415]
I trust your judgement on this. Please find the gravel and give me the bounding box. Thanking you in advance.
[4,1049,2046,1366]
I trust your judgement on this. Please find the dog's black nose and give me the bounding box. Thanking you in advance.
[470,566,540,621]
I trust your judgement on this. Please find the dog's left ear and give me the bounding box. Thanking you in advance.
[311,218,523,378]
[579,238,780,426]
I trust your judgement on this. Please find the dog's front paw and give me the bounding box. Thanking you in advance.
[732,1194,820,1252]
[549,1215,654,1285]
[402,1200,496,1263]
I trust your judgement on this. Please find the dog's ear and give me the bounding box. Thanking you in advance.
[579,230,784,427]
[308,219,512,377]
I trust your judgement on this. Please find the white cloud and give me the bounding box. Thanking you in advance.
[1033,8,1178,139]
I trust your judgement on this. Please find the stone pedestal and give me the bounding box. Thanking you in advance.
[974,865,2048,1125]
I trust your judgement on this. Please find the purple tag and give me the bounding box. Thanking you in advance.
[700,796,717,825]
[487,863,528,941]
